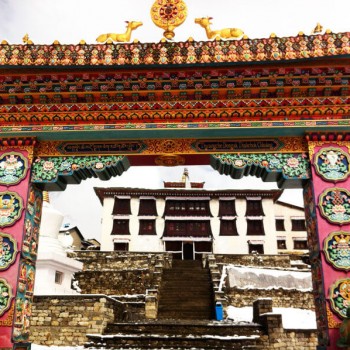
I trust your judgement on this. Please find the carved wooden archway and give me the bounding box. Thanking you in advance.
[0,31,350,349]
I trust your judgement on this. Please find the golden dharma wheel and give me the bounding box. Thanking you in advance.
[150,0,187,40]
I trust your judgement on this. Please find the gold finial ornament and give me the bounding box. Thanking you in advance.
[194,17,244,40]
[311,23,323,34]
[96,21,143,43]
[22,33,34,45]
[150,0,187,40]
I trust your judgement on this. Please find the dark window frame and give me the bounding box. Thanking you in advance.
[111,219,130,235]
[218,200,237,217]
[112,198,131,215]
[113,242,129,251]
[245,199,265,216]
[291,219,306,231]
[219,219,238,236]
[139,219,157,235]
[275,218,285,231]
[246,219,265,235]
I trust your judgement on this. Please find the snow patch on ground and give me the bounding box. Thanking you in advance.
[227,306,317,329]
[226,265,312,291]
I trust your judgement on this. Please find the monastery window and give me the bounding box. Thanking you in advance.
[291,219,306,231]
[164,200,211,216]
[114,242,129,251]
[112,197,131,215]
[218,200,237,217]
[277,239,287,249]
[248,242,264,254]
[293,238,308,250]
[111,219,130,235]
[195,241,212,253]
[219,219,238,236]
[164,220,212,237]
[138,198,157,216]
[245,198,265,216]
[246,219,265,235]
[139,220,156,235]
[55,271,63,284]
[165,241,182,252]
[275,218,285,231]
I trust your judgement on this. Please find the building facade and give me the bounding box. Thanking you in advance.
[95,178,307,258]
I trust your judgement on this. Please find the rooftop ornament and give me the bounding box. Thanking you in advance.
[150,0,187,40]
[194,17,244,40]
[96,21,143,43]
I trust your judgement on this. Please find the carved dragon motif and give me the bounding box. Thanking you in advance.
[96,21,143,43]
[194,17,244,40]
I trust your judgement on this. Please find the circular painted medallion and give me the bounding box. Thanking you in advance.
[330,278,350,319]
[0,152,28,186]
[0,278,13,317]
[318,188,350,225]
[0,191,24,227]
[324,231,350,270]
[0,232,17,270]
[151,0,187,39]
[314,147,350,182]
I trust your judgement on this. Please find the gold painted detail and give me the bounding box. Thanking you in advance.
[151,0,187,40]
[155,154,186,166]
[96,21,143,43]
[0,302,14,327]
[194,17,244,40]
[327,302,341,328]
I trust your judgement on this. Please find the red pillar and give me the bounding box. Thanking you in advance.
[0,139,42,350]
[306,135,350,350]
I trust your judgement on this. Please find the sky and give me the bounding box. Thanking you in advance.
[1,0,348,239]
[0,0,349,44]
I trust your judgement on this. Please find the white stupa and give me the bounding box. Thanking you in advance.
[34,192,83,295]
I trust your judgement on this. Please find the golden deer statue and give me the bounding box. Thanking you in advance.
[96,21,143,43]
[194,17,244,40]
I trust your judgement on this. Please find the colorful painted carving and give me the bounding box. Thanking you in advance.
[314,148,350,182]
[22,186,42,261]
[0,278,13,317]
[330,278,350,319]
[13,261,35,342]
[0,32,348,66]
[324,231,350,270]
[211,153,310,181]
[0,192,23,227]
[0,153,28,186]
[0,232,17,270]
[319,188,350,224]
[31,155,130,184]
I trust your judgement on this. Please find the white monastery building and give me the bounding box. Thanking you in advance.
[95,169,307,258]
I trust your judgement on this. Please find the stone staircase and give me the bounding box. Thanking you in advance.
[157,259,214,320]
[84,260,268,349]
[85,320,264,349]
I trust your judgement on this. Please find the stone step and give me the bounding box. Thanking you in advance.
[85,333,261,349]
[105,321,263,337]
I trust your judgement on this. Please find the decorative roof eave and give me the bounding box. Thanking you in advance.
[93,187,283,204]
[31,155,130,191]
[210,153,310,189]
[0,32,349,67]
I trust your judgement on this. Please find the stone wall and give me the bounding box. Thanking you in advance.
[70,251,172,296]
[212,253,292,268]
[30,295,124,346]
[227,287,315,310]
[253,299,318,350]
